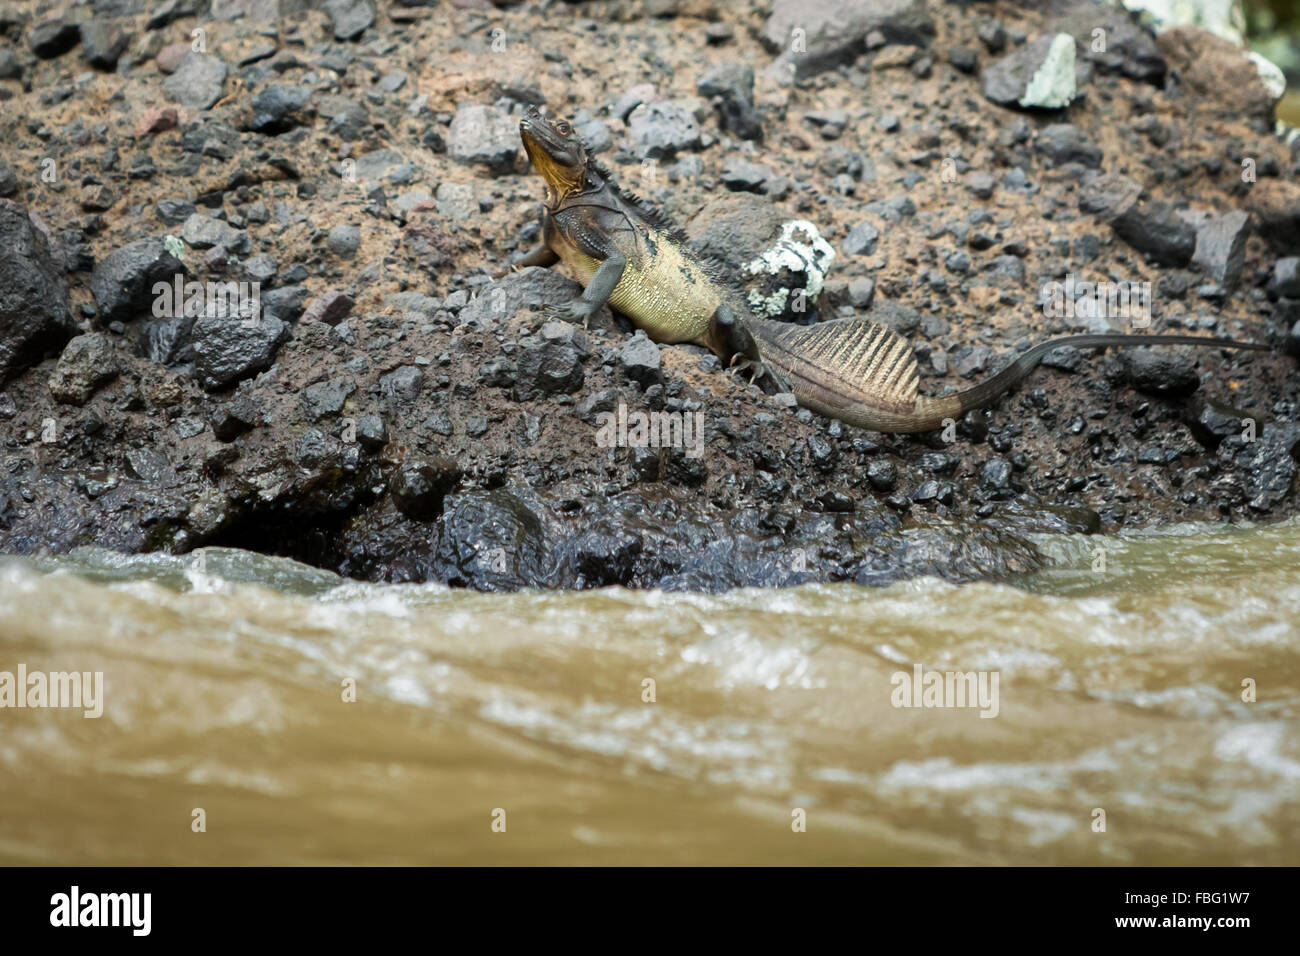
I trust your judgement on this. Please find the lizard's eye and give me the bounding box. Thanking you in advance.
[555,121,572,136]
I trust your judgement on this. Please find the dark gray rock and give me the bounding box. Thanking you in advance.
[300,378,356,420]
[301,289,354,325]
[48,333,118,405]
[447,104,518,173]
[435,490,553,590]
[619,332,663,388]
[1192,211,1251,290]
[1079,171,1142,222]
[965,170,994,199]
[1269,257,1300,298]
[866,459,897,492]
[1118,347,1200,398]
[91,238,184,324]
[0,200,76,383]
[379,365,424,405]
[627,101,702,158]
[247,85,313,134]
[843,221,880,256]
[28,19,80,58]
[144,0,197,29]
[863,196,915,223]
[948,45,978,73]
[981,32,1085,110]
[696,63,762,141]
[260,285,307,324]
[326,224,361,259]
[0,48,19,80]
[392,457,461,520]
[1240,423,1300,512]
[762,0,934,75]
[191,311,288,391]
[80,20,127,69]
[1186,398,1249,449]
[1113,201,1196,267]
[163,52,227,109]
[1035,123,1102,168]
[355,413,387,450]
[977,20,1007,53]
[156,198,196,225]
[210,396,260,442]
[720,160,771,193]
[979,456,1013,491]
[325,0,374,42]
[1055,5,1165,83]
[515,328,586,399]
[181,213,247,253]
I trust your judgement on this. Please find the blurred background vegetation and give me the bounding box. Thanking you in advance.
[1245,0,1300,122]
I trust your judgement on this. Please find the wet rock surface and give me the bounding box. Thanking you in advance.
[0,0,1296,592]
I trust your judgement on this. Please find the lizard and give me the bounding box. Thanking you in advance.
[514,107,1270,434]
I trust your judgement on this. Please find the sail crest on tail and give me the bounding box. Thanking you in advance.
[763,319,919,413]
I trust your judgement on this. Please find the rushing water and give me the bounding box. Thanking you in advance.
[1,519,1298,865]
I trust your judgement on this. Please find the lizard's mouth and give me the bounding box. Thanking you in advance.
[520,108,585,198]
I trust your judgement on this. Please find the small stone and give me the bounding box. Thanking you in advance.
[155,41,189,74]
[1118,347,1200,398]
[447,104,518,173]
[982,33,1079,110]
[842,221,880,256]
[80,20,128,70]
[1192,211,1251,290]
[326,224,361,259]
[948,46,978,73]
[28,19,81,59]
[627,101,702,158]
[49,333,118,406]
[392,457,461,520]
[191,312,288,391]
[301,289,354,325]
[325,0,375,42]
[163,52,228,110]
[90,236,185,324]
[1269,258,1300,298]
[619,332,663,388]
[134,106,178,138]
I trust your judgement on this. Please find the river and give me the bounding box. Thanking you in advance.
[1,519,1297,865]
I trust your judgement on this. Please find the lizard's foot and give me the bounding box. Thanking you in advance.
[728,355,789,395]
[550,299,598,329]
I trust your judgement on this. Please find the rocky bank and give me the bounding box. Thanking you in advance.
[0,0,1298,590]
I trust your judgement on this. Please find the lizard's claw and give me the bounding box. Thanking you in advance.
[728,353,759,382]
[551,299,597,329]
[727,354,789,395]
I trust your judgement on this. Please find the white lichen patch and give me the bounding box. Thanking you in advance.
[743,219,836,318]
[1020,34,1077,110]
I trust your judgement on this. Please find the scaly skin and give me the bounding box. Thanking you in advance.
[518,108,1271,433]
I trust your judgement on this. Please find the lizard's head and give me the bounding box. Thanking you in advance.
[520,107,589,205]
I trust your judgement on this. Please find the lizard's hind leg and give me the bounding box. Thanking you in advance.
[709,304,791,395]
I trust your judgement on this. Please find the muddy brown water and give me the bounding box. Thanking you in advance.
[1,519,1298,865]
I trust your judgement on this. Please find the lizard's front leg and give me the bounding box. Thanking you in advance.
[555,252,626,329]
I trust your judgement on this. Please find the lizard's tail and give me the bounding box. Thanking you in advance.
[750,316,1271,434]
[921,333,1272,427]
